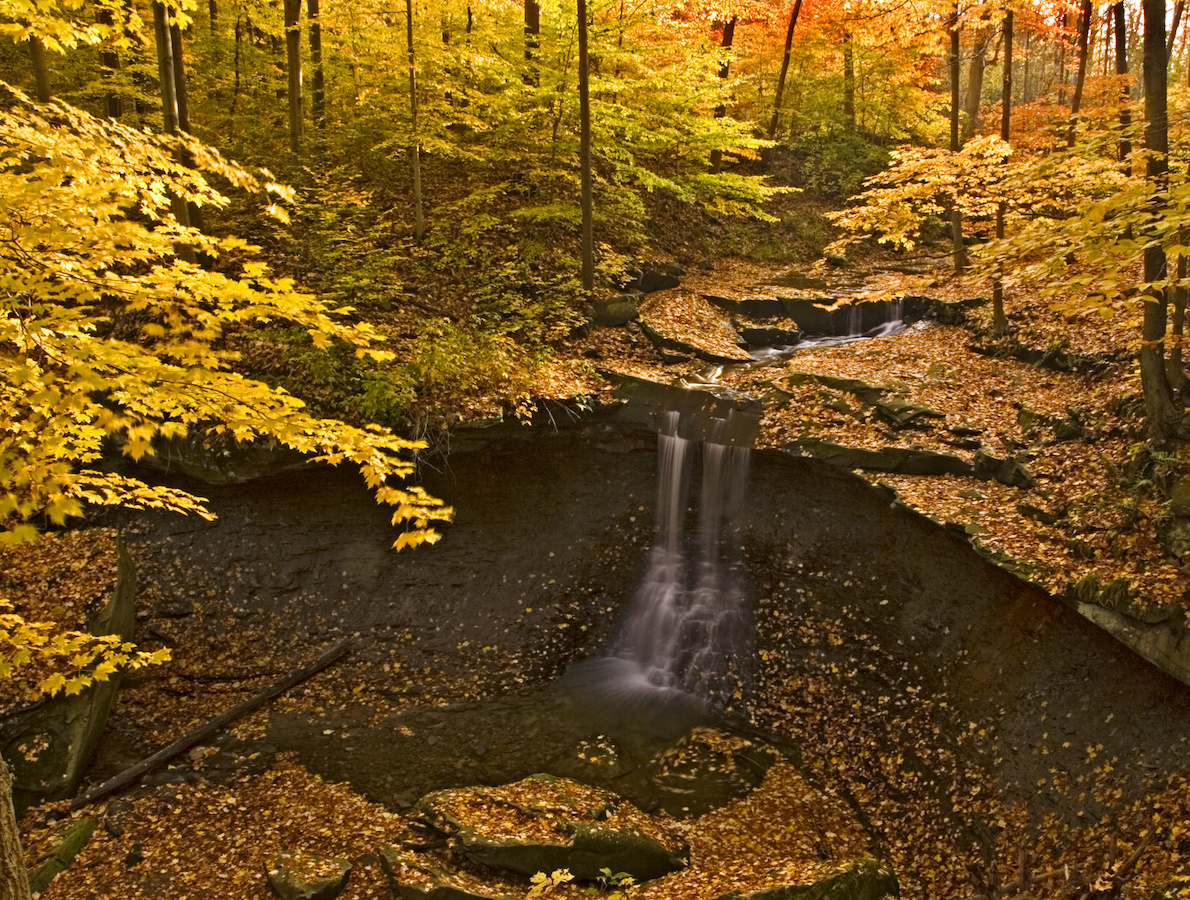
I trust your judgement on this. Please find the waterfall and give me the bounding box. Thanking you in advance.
[606,409,754,711]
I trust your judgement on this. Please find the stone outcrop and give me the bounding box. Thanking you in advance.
[415,774,688,882]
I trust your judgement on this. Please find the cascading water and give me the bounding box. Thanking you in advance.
[577,408,755,714]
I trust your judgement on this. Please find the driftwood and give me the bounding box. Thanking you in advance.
[70,638,353,811]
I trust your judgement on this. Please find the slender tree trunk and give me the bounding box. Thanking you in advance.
[170,20,190,133]
[1170,239,1186,393]
[842,29,856,130]
[1116,1,1131,166]
[949,3,966,275]
[524,0,540,85]
[406,0,424,242]
[1170,0,1184,59]
[711,17,736,171]
[1058,11,1069,104]
[285,0,303,156]
[308,0,324,131]
[209,1,218,27]
[1141,0,1180,438]
[2,757,32,900]
[1068,0,1093,146]
[964,29,990,141]
[1022,29,1031,103]
[99,9,122,117]
[152,2,195,262]
[232,14,243,118]
[28,36,50,101]
[577,0,593,292]
[768,0,804,138]
[992,9,1013,336]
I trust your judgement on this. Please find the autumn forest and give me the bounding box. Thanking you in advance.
[5,0,1190,899]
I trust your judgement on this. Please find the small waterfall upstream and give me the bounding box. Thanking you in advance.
[567,402,756,716]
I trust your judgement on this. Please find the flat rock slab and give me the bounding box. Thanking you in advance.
[713,859,899,900]
[416,774,688,881]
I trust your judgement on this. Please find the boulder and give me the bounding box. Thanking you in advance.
[636,261,683,293]
[1171,475,1190,517]
[266,852,352,900]
[713,859,899,900]
[972,450,1035,489]
[592,295,641,328]
[416,774,688,882]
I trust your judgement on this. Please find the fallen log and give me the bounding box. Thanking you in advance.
[70,638,353,811]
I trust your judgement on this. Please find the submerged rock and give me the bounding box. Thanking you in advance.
[415,774,688,881]
[648,727,781,818]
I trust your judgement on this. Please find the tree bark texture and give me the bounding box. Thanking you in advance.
[710,17,736,172]
[28,36,50,102]
[1,756,32,900]
[1067,0,1093,146]
[170,20,190,132]
[1141,0,1180,438]
[768,0,803,138]
[964,30,989,142]
[285,0,303,156]
[578,0,594,292]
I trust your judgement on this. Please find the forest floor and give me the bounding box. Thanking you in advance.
[11,251,1190,900]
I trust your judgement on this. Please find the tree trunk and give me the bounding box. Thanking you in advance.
[524,0,540,85]
[99,8,122,117]
[578,0,594,292]
[842,30,856,130]
[1141,0,1180,438]
[170,19,190,133]
[1,756,32,900]
[285,0,303,156]
[1067,0,1093,146]
[1057,11,1069,104]
[1022,29,1030,102]
[768,0,804,139]
[406,0,424,242]
[964,30,990,141]
[308,0,324,131]
[1169,241,1186,393]
[949,2,966,275]
[152,2,195,262]
[1169,0,1184,59]
[28,36,50,102]
[209,1,218,28]
[1116,1,1131,166]
[992,9,1013,336]
[711,17,736,172]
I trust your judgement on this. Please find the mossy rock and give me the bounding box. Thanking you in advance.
[265,852,352,900]
[416,774,688,882]
[714,859,899,900]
